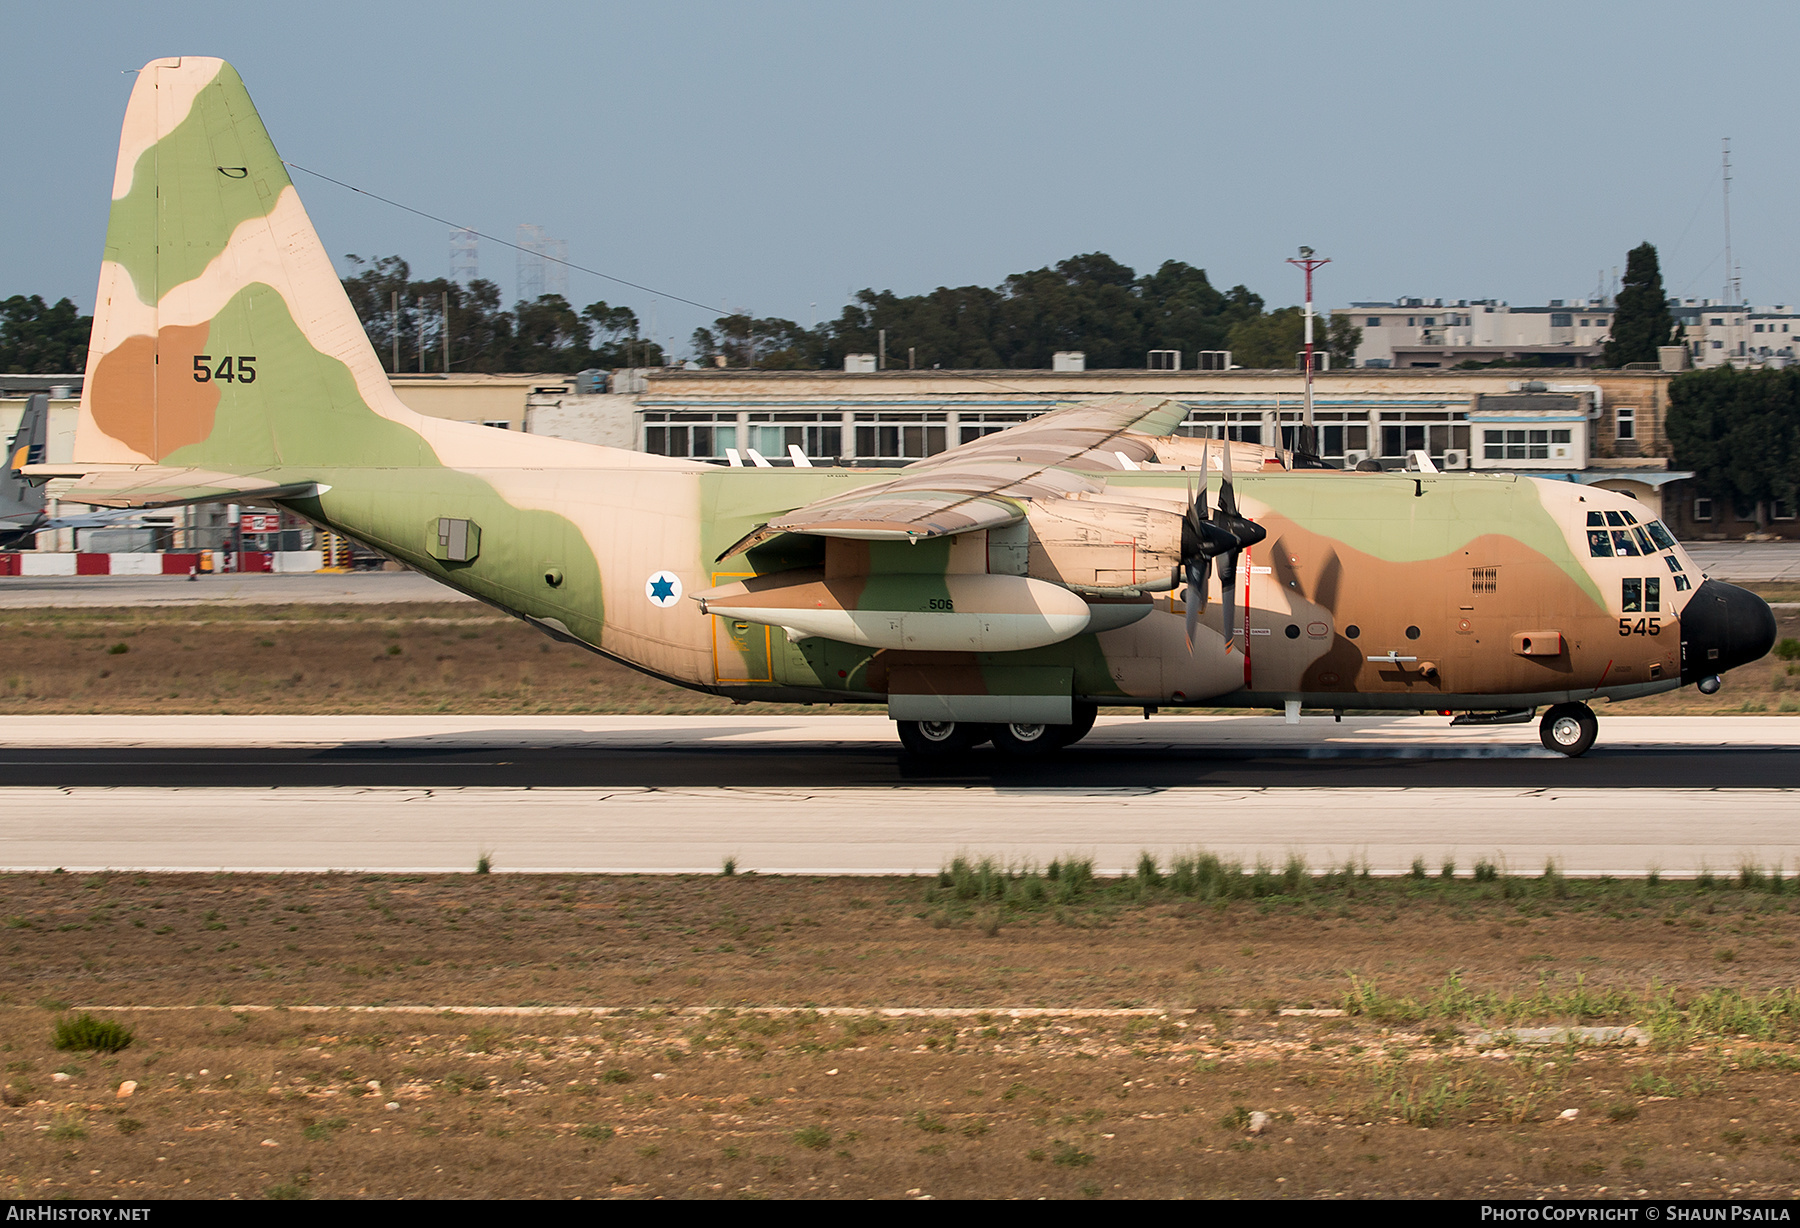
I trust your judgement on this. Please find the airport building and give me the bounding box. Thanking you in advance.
[1331,299,1617,369]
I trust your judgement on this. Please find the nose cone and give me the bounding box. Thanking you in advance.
[1681,580,1778,682]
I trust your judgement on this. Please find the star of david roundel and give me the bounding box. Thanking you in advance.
[644,570,682,607]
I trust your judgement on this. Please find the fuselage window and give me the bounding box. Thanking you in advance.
[1622,577,1662,613]
[1673,574,1693,592]
[1664,554,1683,574]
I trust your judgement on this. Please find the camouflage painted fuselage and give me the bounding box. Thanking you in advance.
[49,58,1768,720]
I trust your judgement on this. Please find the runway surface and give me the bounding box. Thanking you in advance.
[0,715,1794,876]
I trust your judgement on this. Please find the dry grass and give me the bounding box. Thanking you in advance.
[6,869,1800,1198]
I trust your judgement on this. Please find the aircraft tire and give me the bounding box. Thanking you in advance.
[1049,702,1099,749]
[896,720,988,756]
[991,722,1062,758]
[1539,702,1598,757]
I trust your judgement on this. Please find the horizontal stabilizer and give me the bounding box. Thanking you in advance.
[23,464,326,509]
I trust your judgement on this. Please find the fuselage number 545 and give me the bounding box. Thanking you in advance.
[193,355,257,383]
[1619,617,1660,636]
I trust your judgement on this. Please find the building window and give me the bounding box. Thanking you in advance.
[1775,499,1797,521]
[1366,317,1380,327]
[1423,317,1436,326]
[1755,324,1765,333]
[1711,318,1725,326]
[1694,497,1713,522]
[1551,313,1572,328]
[1615,406,1635,441]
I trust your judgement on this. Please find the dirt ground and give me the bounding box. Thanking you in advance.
[0,601,1792,717]
[5,869,1800,1199]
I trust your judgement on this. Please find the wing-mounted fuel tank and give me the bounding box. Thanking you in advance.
[692,568,1096,652]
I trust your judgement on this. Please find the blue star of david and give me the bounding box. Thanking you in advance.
[649,574,676,601]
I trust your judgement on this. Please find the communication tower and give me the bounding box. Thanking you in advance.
[515,224,569,303]
[450,228,479,286]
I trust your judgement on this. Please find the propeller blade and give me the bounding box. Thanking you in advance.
[1219,550,1237,654]
[1183,561,1201,651]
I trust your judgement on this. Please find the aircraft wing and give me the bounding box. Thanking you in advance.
[21,464,324,509]
[718,396,1185,559]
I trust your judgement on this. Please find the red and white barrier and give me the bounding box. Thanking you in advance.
[0,551,326,576]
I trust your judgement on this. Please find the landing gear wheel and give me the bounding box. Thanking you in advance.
[991,721,1060,758]
[1539,702,1598,757]
[896,720,989,756]
[1049,702,1099,749]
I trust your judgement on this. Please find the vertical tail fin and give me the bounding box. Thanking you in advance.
[78,57,426,474]
[0,394,49,522]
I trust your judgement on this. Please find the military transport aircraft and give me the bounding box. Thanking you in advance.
[33,57,1778,758]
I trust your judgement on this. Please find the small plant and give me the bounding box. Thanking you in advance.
[52,1014,133,1054]
[107,643,128,656]
[912,1112,947,1134]
[474,851,492,875]
[576,1124,614,1141]
[601,1068,634,1084]
[1409,857,1427,880]
[793,1125,832,1150]
[1473,859,1498,883]
[1219,1104,1251,1130]
[1051,1140,1095,1167]
[1775,637,1800,661]
[1440,859,1456,879]
[265,1173,312,1201]
[117,1118,144,1134]
[1606,1102,1640,1122]
[721,856,737,877]
[47,1116,87,1141]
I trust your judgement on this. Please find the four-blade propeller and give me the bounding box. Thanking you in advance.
[1175,441,1267,653]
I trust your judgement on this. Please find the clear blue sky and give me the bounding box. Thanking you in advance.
[4,1,1793,357]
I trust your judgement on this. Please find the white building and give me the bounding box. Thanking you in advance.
[1669,299,1800,368]
[1334,298,1614,369]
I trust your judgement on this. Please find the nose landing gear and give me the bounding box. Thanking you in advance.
[1539,702,1598,757]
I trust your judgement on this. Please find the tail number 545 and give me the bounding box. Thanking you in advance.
[192,355,257,383]
[1619,617,1660,636]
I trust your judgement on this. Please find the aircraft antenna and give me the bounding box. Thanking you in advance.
[1722,137,1740,305]
[1286,247,1330,456]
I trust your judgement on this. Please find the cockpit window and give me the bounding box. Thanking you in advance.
[1611,530,1641,556]
[1587,511,1605,527]
[1632,526,1655,553]
[1604,510,1626,527]
[1588,530,1613,557]
[1665,553,1683,573]
[1646,520,1677,550]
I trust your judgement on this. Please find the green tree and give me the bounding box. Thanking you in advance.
[1326,315,1363,367]
[1666,366,1800,528]
[0,294,91,374]
[690,313,815,369]
[1226,306,1308,368]
[1603,242,1674,367]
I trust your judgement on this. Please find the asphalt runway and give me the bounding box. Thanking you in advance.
[0,715,1795,876]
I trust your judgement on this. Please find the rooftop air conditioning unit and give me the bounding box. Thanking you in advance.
[1052,351,1086,372]
[1343,449,1370,469]
[844,354,876,373]
[1147,349,1181,371]
[1295,351,1331,373]
[1195,350,1232,371]
[1442,448,1469,470]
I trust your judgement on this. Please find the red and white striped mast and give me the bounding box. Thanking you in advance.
[1287,246,1330,455]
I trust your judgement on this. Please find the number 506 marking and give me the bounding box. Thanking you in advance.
[192,355,257,384]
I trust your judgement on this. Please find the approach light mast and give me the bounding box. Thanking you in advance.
[1287,246,1330,456]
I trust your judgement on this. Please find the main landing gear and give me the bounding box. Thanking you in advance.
[1539,701,1598,757]
[896,702,1098,759]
